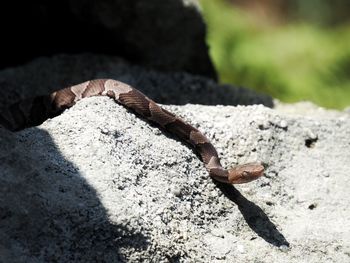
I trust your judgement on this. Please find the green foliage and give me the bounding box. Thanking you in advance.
[200,0,350,109]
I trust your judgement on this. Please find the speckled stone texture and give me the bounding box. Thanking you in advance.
[0,54,349,262]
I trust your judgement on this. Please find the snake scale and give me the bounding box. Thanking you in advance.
[0,79,264,184]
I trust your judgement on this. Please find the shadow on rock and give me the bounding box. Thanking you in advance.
[0,1,216,80]
[0,55,274,112]
[214,181,289,247]
[0,128,148,262]
[126,74,274,107]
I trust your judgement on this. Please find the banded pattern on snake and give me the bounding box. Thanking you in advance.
[0,79,264,184]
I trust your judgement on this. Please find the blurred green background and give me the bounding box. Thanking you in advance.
[199,0,350,109]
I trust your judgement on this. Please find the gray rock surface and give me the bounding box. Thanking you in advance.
[0,55,349,262]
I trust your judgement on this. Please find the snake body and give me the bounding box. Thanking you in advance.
[0,79,264,184]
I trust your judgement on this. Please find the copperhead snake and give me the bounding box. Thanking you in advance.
[0,79,264,184]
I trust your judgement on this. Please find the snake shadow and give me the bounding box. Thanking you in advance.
[214,181,290,247]
[132,112,288,248]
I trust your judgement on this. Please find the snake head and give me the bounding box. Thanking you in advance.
[228,162,264,184]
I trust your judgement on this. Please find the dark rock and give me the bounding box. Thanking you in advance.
[0,0,216,79]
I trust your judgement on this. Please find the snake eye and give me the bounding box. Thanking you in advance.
[242,171,249,178]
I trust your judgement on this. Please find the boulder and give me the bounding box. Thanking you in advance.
[0,54,272,110]
[0,0,216,79]
[0,54,349,262]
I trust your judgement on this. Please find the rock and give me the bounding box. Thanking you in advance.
[0,0,216,79]
[0,54,272,110]
[0,54,349,261]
